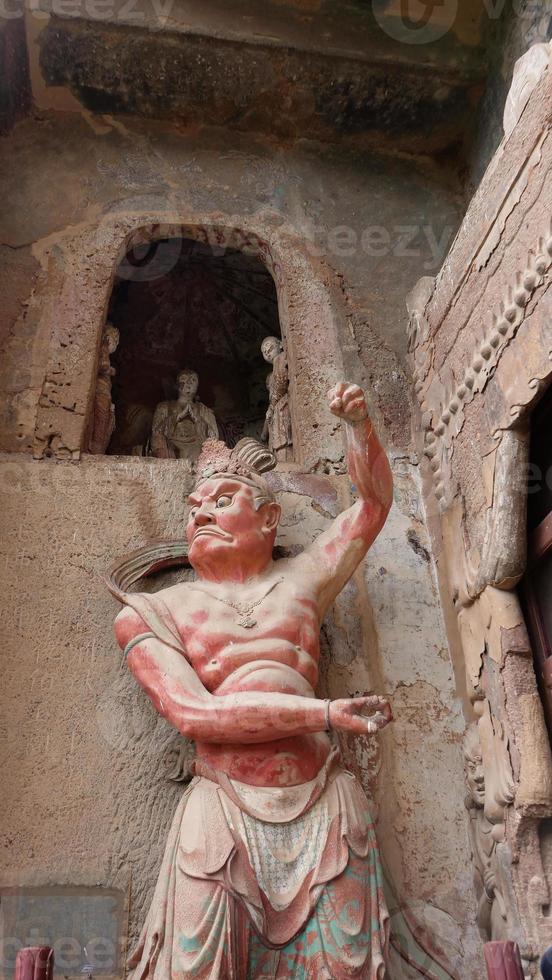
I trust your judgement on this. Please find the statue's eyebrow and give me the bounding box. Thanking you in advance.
[188,480,243,508]
[214,481,240,492]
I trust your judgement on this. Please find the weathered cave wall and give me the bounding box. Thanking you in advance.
[366,454,480,975]
[23,0,487,156]
[35,14,480,155]
[0,111,483,973]
[471,0,552,184]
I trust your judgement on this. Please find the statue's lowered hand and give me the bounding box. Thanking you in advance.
[329,695,392,736]
[327,382,368,424]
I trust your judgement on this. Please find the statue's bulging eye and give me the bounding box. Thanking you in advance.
[216,495,232,509]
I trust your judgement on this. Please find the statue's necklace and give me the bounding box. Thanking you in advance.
[191,577,284,629]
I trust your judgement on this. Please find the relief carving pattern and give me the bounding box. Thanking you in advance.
[408,228,552,510]
[463,720,514,945]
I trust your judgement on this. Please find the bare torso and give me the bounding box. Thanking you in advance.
[115,383,394,793]
[162,560,330,787]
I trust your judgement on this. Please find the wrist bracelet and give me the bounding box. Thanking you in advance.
[325,699,332,732]
[123,632,156,657]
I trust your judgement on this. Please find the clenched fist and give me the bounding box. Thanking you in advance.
[328,382,368,425]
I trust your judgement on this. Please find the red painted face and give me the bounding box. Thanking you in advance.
[186,478,274,570]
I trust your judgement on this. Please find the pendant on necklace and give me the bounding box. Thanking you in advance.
[238,615,257,629]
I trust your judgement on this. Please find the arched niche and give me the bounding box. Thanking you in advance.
[91,236,282,458]
[32,214,347,471]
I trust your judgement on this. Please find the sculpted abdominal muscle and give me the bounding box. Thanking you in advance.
[198,641,318,690]
[214,660,315,697]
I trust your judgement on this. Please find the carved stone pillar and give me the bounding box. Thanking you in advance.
[408,40,552,979]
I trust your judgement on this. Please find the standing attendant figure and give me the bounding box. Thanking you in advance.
[88,321,119,454]
[261,335,292,461]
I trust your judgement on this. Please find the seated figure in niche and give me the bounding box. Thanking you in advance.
[88,321,119,454]
[112,381,393,979]
[261,335,292,461]
[150,368,218,469]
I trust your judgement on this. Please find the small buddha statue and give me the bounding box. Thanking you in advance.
[150,368,218,469]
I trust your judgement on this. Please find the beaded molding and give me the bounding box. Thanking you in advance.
[410,224,552,508]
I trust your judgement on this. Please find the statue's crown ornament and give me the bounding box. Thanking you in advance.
[195,438,277,503]
[195,439,234,480]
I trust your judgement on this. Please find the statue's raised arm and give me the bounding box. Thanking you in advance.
[302,381,393,615]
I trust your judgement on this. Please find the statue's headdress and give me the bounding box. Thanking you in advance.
[194,438,277,506]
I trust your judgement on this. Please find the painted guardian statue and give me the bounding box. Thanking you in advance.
[113,382,394,979]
